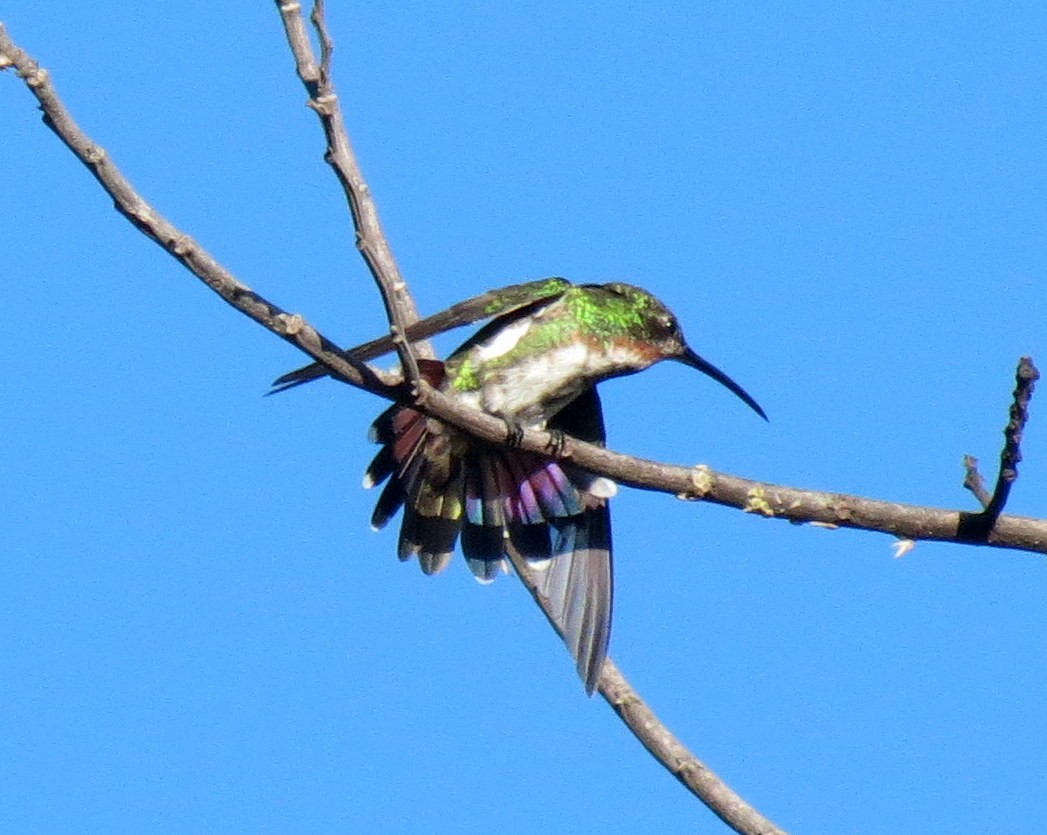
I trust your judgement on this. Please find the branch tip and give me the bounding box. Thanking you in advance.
[980,355,1039,523]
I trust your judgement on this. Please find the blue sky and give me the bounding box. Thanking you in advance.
[3,3,1046,832]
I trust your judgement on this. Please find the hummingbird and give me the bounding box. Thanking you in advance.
[272,279,766,693]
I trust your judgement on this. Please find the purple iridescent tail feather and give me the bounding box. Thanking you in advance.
[363,370,613,693]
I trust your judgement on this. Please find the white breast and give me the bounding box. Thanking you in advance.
[481,342,590,424]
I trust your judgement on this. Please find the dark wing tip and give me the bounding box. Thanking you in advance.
[268,362,326,396]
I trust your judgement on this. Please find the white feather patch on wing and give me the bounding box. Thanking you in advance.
[476,318,531,361]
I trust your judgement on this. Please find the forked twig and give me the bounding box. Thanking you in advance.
[275,0,427,390]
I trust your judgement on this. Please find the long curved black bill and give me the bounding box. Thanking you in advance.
[679,346,767,421]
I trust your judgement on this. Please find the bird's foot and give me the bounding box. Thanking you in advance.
[546,428,567,457]
[504,418,525,449]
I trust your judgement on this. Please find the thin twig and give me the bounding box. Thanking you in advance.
[310,0,333,80]
[982,357,1040,521]
[962,455,992,509]
[958,357,1040,540]
[507,548,787,835]
[274,0,428,390]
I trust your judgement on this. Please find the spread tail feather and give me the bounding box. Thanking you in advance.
[363,378,613,692]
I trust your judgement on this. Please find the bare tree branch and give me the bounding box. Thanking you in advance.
[507,548,786,835]
[7,21,1042,561]
[3,16,1044,835]
[2,9,1045,568]
[0,22,395,403]
[274,0,430,387]
[420,380,1046,555]
[270,5,788,830]
[1,16,790,832]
